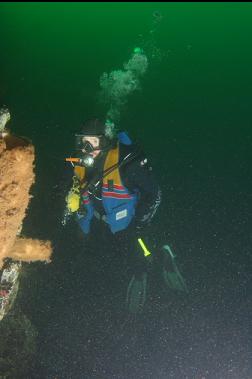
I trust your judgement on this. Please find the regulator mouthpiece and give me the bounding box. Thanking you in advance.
[82,154,95,168]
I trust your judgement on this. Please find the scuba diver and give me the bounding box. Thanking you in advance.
[64,118,188,313]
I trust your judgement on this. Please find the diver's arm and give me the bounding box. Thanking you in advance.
[123,155,162,228]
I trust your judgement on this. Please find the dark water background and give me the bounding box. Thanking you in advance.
[0,3,251,378]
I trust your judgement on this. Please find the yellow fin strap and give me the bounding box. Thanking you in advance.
[137,238,151,257]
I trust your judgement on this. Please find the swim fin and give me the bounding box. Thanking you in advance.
[126,272,147,314]
[162,245,188,293]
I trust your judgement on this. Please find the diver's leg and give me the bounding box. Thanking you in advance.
[122,227,154,313]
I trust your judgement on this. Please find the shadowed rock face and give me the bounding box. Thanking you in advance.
[0,133,52,268]
[0,312,38,378]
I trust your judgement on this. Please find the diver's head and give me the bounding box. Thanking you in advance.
[75,118,116,168]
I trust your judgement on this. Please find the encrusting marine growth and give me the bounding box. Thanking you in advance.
[0,107,52,320]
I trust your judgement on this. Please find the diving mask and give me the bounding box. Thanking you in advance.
[74,134,103,168]
[75,134,102,152]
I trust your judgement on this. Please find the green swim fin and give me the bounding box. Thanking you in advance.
[126,272,147,314]
[162,245,188,293]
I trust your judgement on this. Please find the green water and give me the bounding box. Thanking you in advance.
[0,3,251,378]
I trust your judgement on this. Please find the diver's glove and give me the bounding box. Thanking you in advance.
[135,213,152,230]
